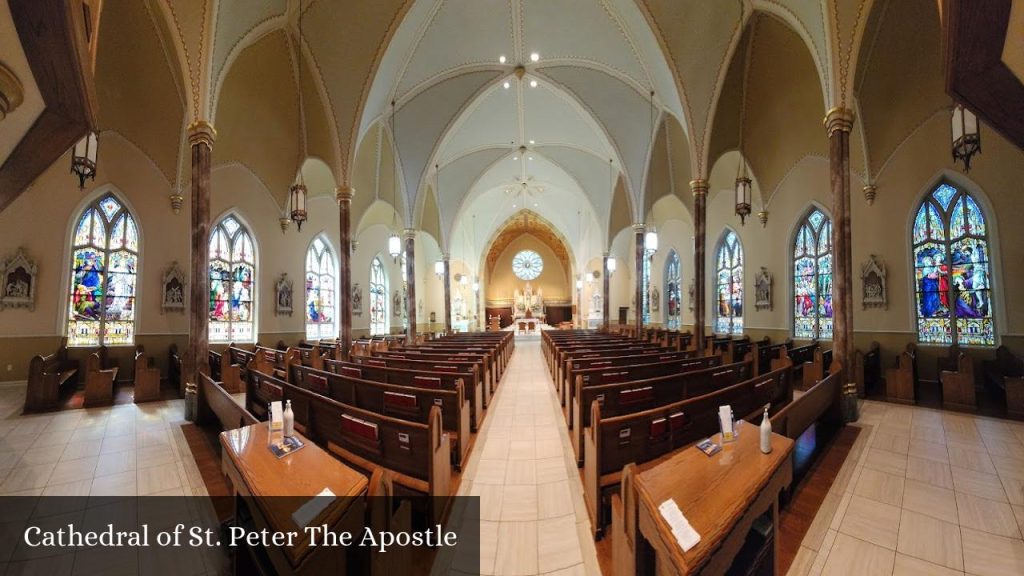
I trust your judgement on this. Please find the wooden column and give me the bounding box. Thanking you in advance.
[602,252,611,329]
[404,229,417,344]
[185,121,215,399]
[336,186,354,360]
[442,254,452,334]
[826,108,855,384]
[691,179,708,351]
[634,224,645,334]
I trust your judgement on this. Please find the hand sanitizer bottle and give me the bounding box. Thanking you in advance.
[760,407,772,454]
[283,400,295,438]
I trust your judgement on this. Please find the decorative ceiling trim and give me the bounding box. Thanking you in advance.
[482,209,573,280]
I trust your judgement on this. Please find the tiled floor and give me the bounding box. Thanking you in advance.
[788,400,1024,576]
[457,337,601,576]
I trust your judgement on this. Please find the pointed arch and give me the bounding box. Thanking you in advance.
[305,234,339,340]
[369,256,389,335]
[663,249,682,330]
[713,227,744,335]
[209,212,258,342]
[792,205,833,339]
[66,192,141,346]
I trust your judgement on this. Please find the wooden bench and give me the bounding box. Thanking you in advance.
[247,369,453,525]
[25,338,78,412]
[571,360,753,465]
[133,345,161,403]
[886,344,918,404]
[583,365,795,537]
[939,347,976,411]
[371,351,496,400]
[84,350,118,407]
[290,363,472,469]
[985,346,1024,419]
[199,373,257,431]
[854,341,881,397]
[168,343,183,393]
[756,339,793,376]
[559,348,696,403]
[801,348,833,389]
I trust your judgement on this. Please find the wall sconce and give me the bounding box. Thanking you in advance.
[434,260,445,279]
[607,257,617,276]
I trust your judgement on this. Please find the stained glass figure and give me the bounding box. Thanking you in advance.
[793,208,833,339]
[912,183,994,345]
[305,237,337,340]
[664,250,682,330]
[642,255,651,326]
[369,257,388,335]
[715,230,744,335]
[66,194,138,346]
[209,215,256,342]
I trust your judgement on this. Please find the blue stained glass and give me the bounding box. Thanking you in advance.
[664,250,682,330]
[74,211,93,246]
[222,217,240,237]
[808,210,825,230]
[793,209,833,339]
[98,197,121,221]
[208,216,255,342]
[370,257,388,335]
[306,237,337,340]
[964,196,986,235]
[716,231,743,334]
[933,184,957,211]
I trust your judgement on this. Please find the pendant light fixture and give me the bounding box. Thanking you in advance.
[71,131,99,189]
[288,6,307,231]
[388,100,402,261]
[606,158,617,276]
[643,90,658,255]
[951,103,981,172]
[735,6,753,226]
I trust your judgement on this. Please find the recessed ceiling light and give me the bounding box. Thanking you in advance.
[534,203,538,207]
[512,204,516,208]
[513,156,519,161]
[529,140,535,144]
[503,81,510,89]
[530,52,540,62]
[528,156,533,161]
[529,80,538,88]
[499,55,506,64]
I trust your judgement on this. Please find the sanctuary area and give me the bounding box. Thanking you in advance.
[0,0,1023,575]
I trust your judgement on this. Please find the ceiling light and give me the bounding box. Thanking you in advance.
[503,81,510,89]
[529,140,535,144]
[528,156,533,161]
[512,204,516,208]
[530,52,540,62]
[534,203,538,207]
[499,55,507,64]
[513,156,519,161]
[529,80,538,88]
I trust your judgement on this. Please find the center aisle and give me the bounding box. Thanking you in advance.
[459,337,601,576]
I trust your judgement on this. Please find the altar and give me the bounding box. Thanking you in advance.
[512,283,545,333]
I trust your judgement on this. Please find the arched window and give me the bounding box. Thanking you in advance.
[642,256,651,326]
[912,183,994,345]
[305,237,337,340]
[715,230,744,335]
[209,215,255,342]
[664,250,682,330]
[793,208,833,339]
[369,257,389,335]
[400,253,408,329]
[67,194,139,346]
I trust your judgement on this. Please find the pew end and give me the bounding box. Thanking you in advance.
[940,351,977,412]
[133,345,161,403]
[84,351,117,407]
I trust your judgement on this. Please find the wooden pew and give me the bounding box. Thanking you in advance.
[168,343,183,392]
[84,350,118,407]
[290,363,472,469]
[571,360,752,465]
[801,348,833,389]
[253,345,301,382]
[886,344,917,404]
[199,373,257,430]
[247,370,453,525]
[583,365,794,537]
[133,345,161,403]
[325,358,483,432]
[756,339,793,376]
[25,338,78,412]
[371,351,495,401]
[561,349,699,406]
[854,341,881,397]
[985,346,1024,419]
[939,348,976,411]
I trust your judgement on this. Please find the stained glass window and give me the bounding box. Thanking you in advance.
[913,183,994,346]
[401,253,408,330]
[209,215,256,342]
[715,230,744,335]
[793,208,833,340]
[642,254,651,326]
[512,250,543,281]
[67,194,139,346]
[305,237,337,340]
[370,257,388,335]
[664,250,682,330]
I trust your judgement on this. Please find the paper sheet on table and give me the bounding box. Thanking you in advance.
[658,499,701,552]
[291,488,336,528]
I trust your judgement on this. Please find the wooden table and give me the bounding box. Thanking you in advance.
[627,431,794,575]
[220,424,369,574]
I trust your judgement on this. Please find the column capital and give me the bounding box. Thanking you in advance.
[187,120,217,147]
[442,253,450,261]
[602,251,610,258]
[335,185,355,203]
[689,179,709,197]
[631,223,646,232]
[823,107,855,137]
[402,227,416,239]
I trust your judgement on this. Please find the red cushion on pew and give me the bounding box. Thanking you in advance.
[384,391,417,408]
[413,376,442,389]
[341,414,379,441]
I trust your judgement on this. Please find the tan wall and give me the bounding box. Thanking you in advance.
[485,234,571,304]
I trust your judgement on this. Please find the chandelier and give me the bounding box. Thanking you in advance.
[71,132,98,189]
[951,104,981,172]
[288,6,307,230]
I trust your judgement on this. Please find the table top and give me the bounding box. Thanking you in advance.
[220,424,368,564]
[633,430,795,574]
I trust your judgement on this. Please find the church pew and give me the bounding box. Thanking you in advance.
[253,345,301,382]
[757,339,793,376]
[854,341,881,397]
[567,354,726,428]
[207,350,222,382]
[555,344,678,399]
[571,359,753,466]
[133,345,161,403]
[84,350,118,407]
[25,337,78,413]
[324,358,483,432]
[583,365,794,537]
[561,349,700,405]
[198,373,257,431]
[801,348,834,390]
[247,369,453,525]
[886,344,918,404]
[407,340,508,378]
[289,363,472,470]
[372,350,495,399]
[168,343,183,392]
[940,349,976,411]
[985,346,1024,419]
[295,343,325,370]
[782,342,818,384]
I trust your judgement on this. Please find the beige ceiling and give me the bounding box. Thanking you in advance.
[0,0,46,168]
